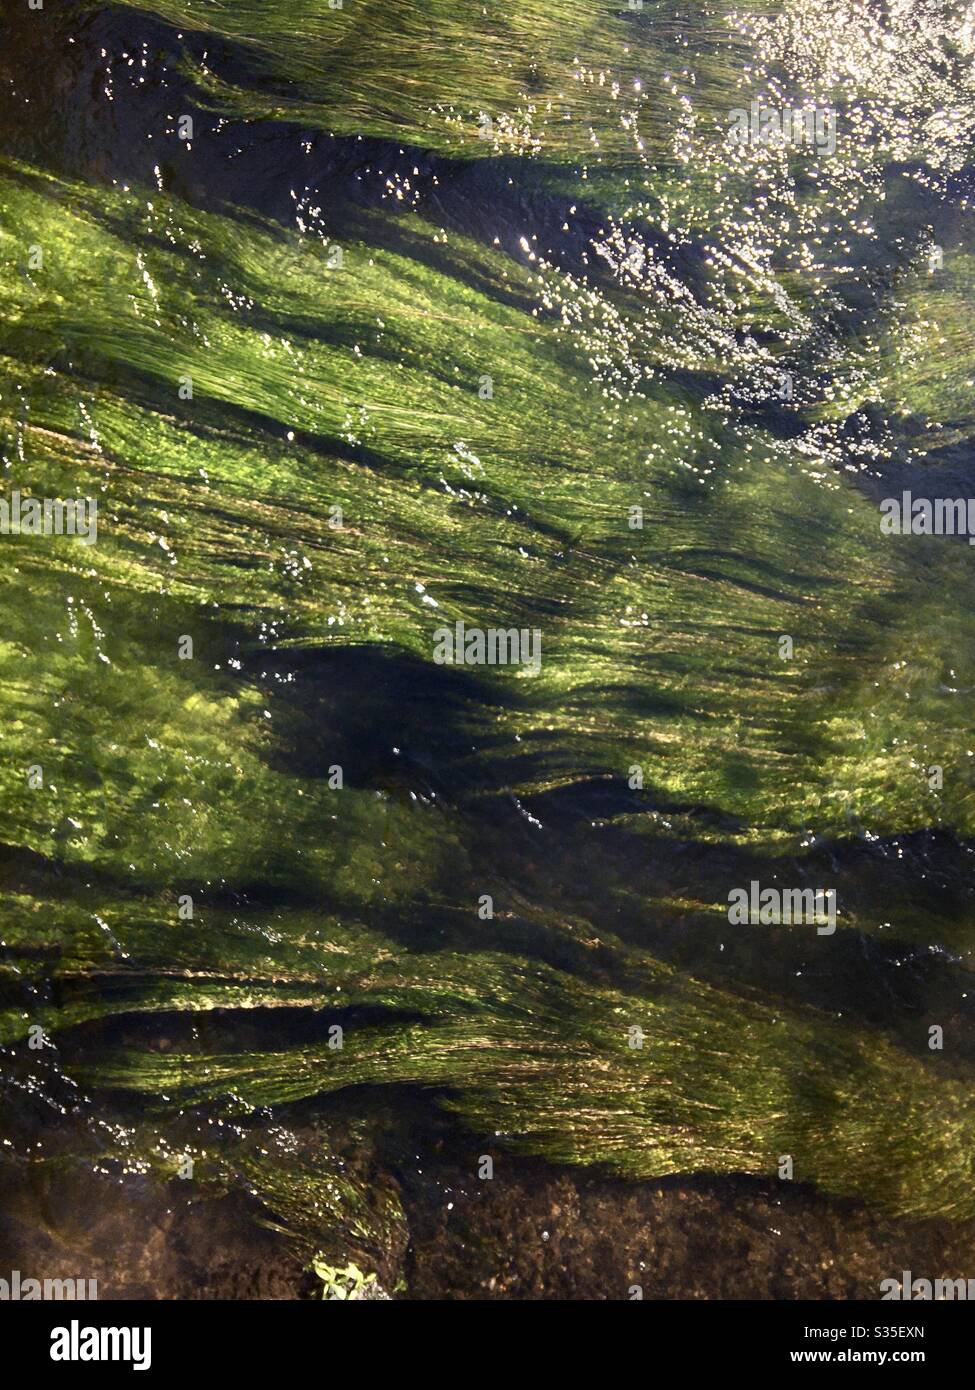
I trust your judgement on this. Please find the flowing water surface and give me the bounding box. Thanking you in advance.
[1,0,975,1298]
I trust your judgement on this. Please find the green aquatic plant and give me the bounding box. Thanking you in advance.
[103,0,754,161]
[310,1257,378,1300]
[2,0,975,1288]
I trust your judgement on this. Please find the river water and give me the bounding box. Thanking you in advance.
[1,0,974,1298]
